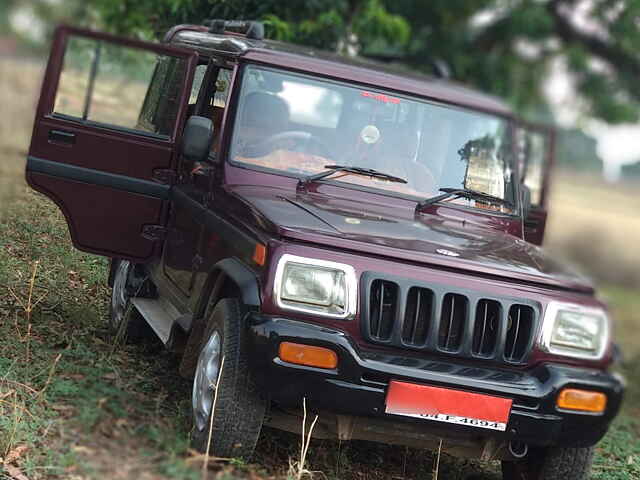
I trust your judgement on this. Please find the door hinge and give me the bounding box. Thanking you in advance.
[152,168,177,185]
[142,224,168,242]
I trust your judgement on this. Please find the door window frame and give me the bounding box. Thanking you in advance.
[36,26,199,145]
[519,121,555,210]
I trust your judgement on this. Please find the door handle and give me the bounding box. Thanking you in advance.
[48,129,76,145]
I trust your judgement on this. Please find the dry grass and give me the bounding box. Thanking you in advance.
[546,171,640,289]
[0,57,42,212]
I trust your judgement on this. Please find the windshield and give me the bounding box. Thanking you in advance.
[230,65,517,213]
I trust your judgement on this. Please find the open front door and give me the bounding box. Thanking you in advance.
[520,123,555,245]
[26,26,197,261]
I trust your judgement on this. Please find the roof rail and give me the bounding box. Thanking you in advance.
[163,24,208,43]
[203,19,264,40]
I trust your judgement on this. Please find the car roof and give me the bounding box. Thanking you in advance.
[169,26,514,118]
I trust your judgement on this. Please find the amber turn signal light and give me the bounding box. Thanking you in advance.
[557,388,607,413]
[278,342,338,369]
[252,243,267,266]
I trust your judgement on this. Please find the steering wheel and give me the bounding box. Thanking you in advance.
[244,131,334,159]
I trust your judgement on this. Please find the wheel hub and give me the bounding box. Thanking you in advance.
[193,331,222,432]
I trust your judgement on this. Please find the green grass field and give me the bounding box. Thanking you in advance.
[1,57,639,479]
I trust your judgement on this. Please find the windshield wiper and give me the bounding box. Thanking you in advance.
[299,165,407,188]
[415,187,512,212]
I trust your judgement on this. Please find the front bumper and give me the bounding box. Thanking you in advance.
[247,315,624,449]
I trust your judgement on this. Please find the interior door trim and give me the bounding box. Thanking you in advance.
[27,156,169,199]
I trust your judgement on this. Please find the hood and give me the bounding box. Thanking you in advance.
[229,185,593,293]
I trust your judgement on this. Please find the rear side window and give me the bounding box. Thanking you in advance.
[523,130,548,206]
[54,36,188,138]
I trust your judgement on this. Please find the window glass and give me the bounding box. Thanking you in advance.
[189,64,208,104]
[213,69,233,108]
[54,36,188,138]
[524,131,547,206]
[230,66,516,213]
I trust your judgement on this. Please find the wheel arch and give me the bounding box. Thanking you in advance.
[179,257,261,377]
[201,257,261,313]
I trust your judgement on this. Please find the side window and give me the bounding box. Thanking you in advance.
[54,36,188,138]
[523,130,548,206]
[213,69,233,108]
[189,64,208,105]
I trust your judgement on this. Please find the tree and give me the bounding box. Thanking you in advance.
[385,0,640,124]
[7,0,640,125]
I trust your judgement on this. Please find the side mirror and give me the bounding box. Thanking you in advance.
[181,115,214,163]
[520,184,532,219]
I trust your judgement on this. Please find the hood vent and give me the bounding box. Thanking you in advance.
[361,273,539,365]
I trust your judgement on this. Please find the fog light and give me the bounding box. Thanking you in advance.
[557,388,607,413]
[278,342,338,369]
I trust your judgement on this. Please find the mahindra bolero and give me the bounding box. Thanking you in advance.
[25,20,624,480]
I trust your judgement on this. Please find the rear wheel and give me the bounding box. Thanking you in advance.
[191,298,267,460]
[109,260,154,342]
[502,446,595,480]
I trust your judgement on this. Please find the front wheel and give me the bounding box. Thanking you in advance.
[191,298,267,460]
[502,446,595,480]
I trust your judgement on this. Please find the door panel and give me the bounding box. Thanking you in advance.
[30,117,174,179]
[520,124,555,246]
[29,174,165,259]
[26,26,198,261]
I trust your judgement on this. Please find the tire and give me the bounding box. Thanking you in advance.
[191,298,267,460]
[109,259,154,343]
[502,446,595,480]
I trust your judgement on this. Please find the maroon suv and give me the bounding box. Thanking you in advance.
[26,21,623,480]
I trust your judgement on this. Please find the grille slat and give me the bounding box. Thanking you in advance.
[472,300,501,357]
[504,304,535,363]
[411,289,420,344]
[376,281,385,338]
[364,276,537,364]
[368,279,398,342]
[401,287,432,346]
[439,293,467,352]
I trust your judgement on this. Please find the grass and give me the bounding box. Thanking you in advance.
[1,55,639,479]
[0,188,511,479]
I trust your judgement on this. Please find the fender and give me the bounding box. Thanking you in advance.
[197,257,261,318]
[179,257,261,378]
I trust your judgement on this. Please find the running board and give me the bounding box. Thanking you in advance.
[131,297,177,344]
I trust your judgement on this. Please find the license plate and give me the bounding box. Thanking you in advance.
[385,381,512,432]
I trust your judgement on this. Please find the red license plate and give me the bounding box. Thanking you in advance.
[385,381,512,431]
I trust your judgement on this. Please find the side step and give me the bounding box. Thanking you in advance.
[131,297,179,344]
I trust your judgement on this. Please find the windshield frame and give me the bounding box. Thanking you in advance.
[224,62,521,217]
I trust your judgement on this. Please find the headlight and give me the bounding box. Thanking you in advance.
[274,254,357,318]
[539,302,609,360]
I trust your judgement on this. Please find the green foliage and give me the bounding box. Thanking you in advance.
[7,0,640,126]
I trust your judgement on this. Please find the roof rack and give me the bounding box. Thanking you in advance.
[203,19,264,40]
